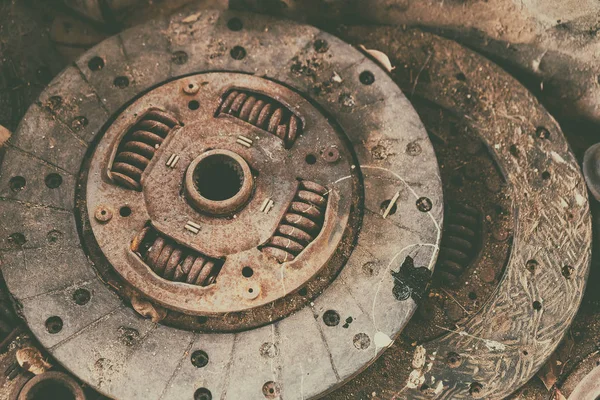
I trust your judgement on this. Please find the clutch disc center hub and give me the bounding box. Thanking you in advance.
[86,73,359,327]
[185,149,254,215]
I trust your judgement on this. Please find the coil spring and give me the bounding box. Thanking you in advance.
[132,226,223,287]
[261,180,328,263]
[111,109,180,191]
[218,90,302,149]
[436,203,481,285]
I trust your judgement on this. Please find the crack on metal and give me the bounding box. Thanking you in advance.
[72,62,111,115]
[309,304,341,382]
[18,278,95,302]
[157,333,196,400]
[221,333,238,400]
[0,197,70,213]
[4,144,76,176]
[49,305,124,350]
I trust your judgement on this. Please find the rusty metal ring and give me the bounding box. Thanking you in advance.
[15,371,86,400]
[184,149,254,216]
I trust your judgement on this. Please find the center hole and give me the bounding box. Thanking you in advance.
[193,154,244,201]
[27,381,76,400]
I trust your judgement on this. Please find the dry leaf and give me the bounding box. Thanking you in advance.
[131,295,167,322]
[359,45,395,72]
[182,12,202,24]
[16,347,52,375]
[0,125,11,148]
[538,352,560,389]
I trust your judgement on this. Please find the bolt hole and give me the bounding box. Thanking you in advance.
[242,266,254,278]
[526,259,538,272]
[536,126,550,139]
[73,288,91,305]
[71,116,88,131]
[45,316,63,334]
[87,56,105,71]
[314,39,329,53]
[113,76,129,88]
[45,173,63,189]
[227,17,243,31]
[359,70,375,85]
[380,199,398,216]
[47,230,62,243]
[193,154,244,201]
[406,142,421,156]
[119,206,132,217]
[190,350,209,368]
[22,376,79,400]
[305,154,317,164]
[248,288,254,293]
[542,171,551,180]
[188,100,200,110]
[9,176,26,192]
[194,388,212,400]
[447,352,462,368]
[323,310,340,327]
[230,46,246,60]
[468,291,477,300]
[171,50,188,65]
[352,332,371,350]
[47,96,63,109]
[562,265,574,279]
[416,197,432,212]
[8,233,26,247]
[262,381,280,399]
[533,300,542,311]
[469,382,483,396]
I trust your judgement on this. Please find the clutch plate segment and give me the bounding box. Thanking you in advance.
[327,26,592,400]
[0,7,443,400]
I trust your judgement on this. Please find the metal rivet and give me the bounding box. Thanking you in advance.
[183,81,200,95]
[94,206,113,223]
[243,284,260,300]
[416,197,432,212]
[323,310,340,326]
[322,145,340,163]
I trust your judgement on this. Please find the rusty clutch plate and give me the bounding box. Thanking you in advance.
[0,8,443,400]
